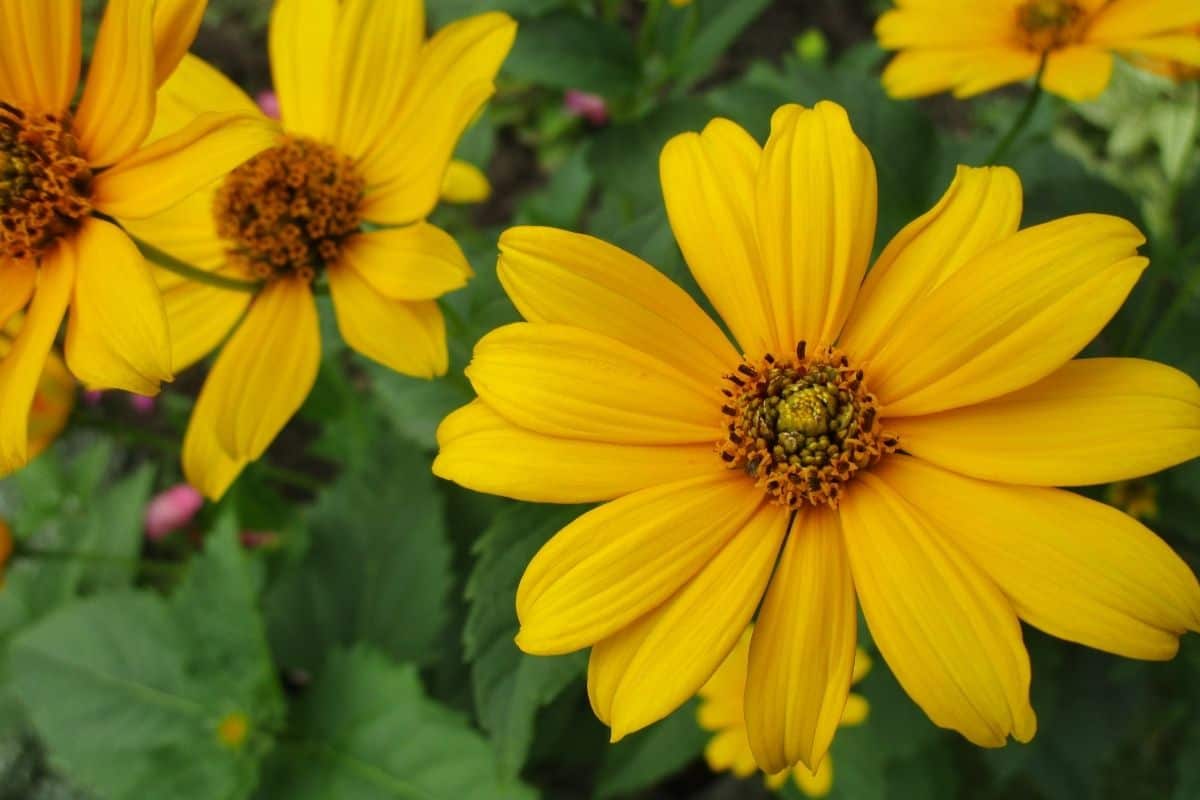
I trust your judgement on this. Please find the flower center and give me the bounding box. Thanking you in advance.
[718,343,897,509]
[213,136,364,283]
[1015,0,1088,51]
[0,102,93,262]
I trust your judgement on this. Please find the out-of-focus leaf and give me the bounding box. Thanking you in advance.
[673,0,772,89]
[594,700,709,800]
[504,11,639,97]
[588,98,714,203]
[428,0,568,28]
[516,145,595,229]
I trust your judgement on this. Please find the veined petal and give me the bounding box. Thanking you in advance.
[65,219,172,395]
[1087,0,1200,42]
[875,5,1014,49]
[588,501,787,741]
[842,165,1022,362]
[341,225,472,302]
[327,263,448,378]
[745,506,857,774]
[497,226,737,382]
[659,118,776,357]
[151,0,206,86]
[92,112,277,220]
[756,102,877,350]
[1041,47,1113,102]
[879,457,1200,660]
[433,401,723,503]
[0,0,80,113]
[871,214,1147,417]
[441,160,491,203]
[0,246,73,472]
[0,261,36,329]
[891,358,1200,486]
[269,0,337,139]
[182,383,251,501]
[840,472,1036,747]
[147,54,262,143]
[465,323,721,445]
[75,0,156,167]
[515,473,762,655]
[160,280,251,373]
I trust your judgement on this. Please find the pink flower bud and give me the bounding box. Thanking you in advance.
[564,90,609,126]
[128,393,156,416]
[145,484,204,541]
[256,90,281,120]
[82,390,104,406]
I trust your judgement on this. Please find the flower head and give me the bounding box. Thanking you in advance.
[0,0,275,475]
[123,0,517,500]
[435,100,1200,774]
[877,0,1200,101]
[0,316,74,478]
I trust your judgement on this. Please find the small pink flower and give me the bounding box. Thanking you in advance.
[240,530,280,550]
[145,484,205,541]
[564,90,609,126]
[82,390,104,406]
[128,394,156,416]
[256,90,281,120]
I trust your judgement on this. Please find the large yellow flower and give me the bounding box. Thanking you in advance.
[0,0,275,475]
[0,316,74,477]
[877,0,1200,101]
[123,0,517,499]
[435,101,1200,775]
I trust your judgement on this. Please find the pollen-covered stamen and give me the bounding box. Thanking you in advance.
[1015,0,1088,51]
[718,344,898,509]
[213,136,364,283]
[0,102,93,262]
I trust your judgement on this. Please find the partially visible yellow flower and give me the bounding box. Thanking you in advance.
[216,711,249,749]
[123,0,517,500]
[668,0,694,7]
[877,0,1200,101]
[0,0,276,475]
[699,629,871,798]
[0,316,75,477]
[1108,479,1160,522]
[1134,25,1200,81]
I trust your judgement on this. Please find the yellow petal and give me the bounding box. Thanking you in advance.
[0,245,73,472]
[705,728,759,778]
[92,112,277,220]
[441,160,491,204]
[160,280,251,373]
[326,0,424,159]
[1115,35,1200,68]
[697,627,752,731]
[147,53,262,143]
[588,502,787,740]
[433,401,723,503]
[744,506,856,774]
[151,0,205,86]
[341,225,472,301]
[840,472,1036,748]
[327,263,448,378]
[659,118,776,357]
[851,649,872,685]
[756,102,877,349]
[840,694,869,727]
[880,51,965,99]
[1041,47,1114,102]
[466,323,720,445]
[793,758,834,799]
[0,0,80,113]
[1087,0,1200,42]
[0,261,36,329]
[269,0,338,139]
[75,0,156,167]
[891,358,1200,486]
[497,226,737,383]
[951,48,1044,98]
[203,278,320,460]
[842,165,1022,362]
[870,214,1147,417]
[182,382,251,501]
[358,12,517,225]
[515,473,762,655]
[875,5,1013,49]
[878,456,1200,661]
[64,219,172,395]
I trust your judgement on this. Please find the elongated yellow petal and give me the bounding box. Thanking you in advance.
[878,457,1200,660]
[706,728,759,778]
[327,262,448,378]
[840,472,1036,748]
[466,323,720,445]
[147,53,262,143]
[0,261,36,329]
[433,401,722,503]
[183,383,250,501]
[756,102,877,349]
[92,112,277,220]
[842,165,1022,362]
[697,627,752,732]
[341,225,472,302]
[841,694,869,726]
[875,5,1013,49]
[441,160,491,203]
[0,0,80,113]
[497,227,737,383]
[0,246,73,472]
[64,219,172,395]
[659,118,776,357]
[1115,35,1200,67]
[151,0,205,86]
[880,51,965,99]
[1087,0,1200,42]
[160,280,251,373]
[588,501,785,742]
[75,0,156,167]
[745,506,856,774]
[793,758,834,799]
[269,0,337,139]
[871,214,1147,417]
[515,473,762,655]
[1041,47,1113,102]
[891,358,1200,486]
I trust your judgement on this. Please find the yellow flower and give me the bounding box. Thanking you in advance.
[699,629,871,798]
[0,316,75,477]
[216,711,250,749]
[434,100,1200,774]
[0,0,275,475]
[123,0,517,500]
[876,0,1200,101]
[1133,24,1200,81]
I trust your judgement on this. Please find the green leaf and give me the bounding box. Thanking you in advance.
[673,0,773,89]
[428,0,568,28]
[503,11,640,97]
[464,504,589,778]
[594,700,709,799]
[258,647,537,800]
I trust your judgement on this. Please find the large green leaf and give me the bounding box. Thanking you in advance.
[503,11,640,97]
[593,700,709,800]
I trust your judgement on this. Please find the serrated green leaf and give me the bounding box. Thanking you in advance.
[504,11,640,97]
[594,700,708,800]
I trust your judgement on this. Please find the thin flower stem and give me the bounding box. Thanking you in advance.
[132,236,263,293]
[985,54,1049,166]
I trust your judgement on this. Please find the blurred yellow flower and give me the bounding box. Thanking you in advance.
[1135,24,1200,81]
[435,100,1200,775]
[1108,479,1160,522]
[123,0,516,499]
[877,0,1200,101]
[0,0,275,476]
[216,711,250,749]
[699,629,871,798]
[0,317,75,477]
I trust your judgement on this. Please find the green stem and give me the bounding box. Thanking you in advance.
[985,54,1048,166]
[132,236,263,293]
[637,0,664,58]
